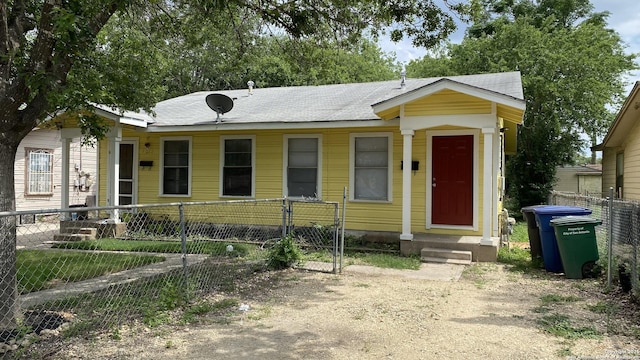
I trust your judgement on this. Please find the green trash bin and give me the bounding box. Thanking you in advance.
[550,216,601,279]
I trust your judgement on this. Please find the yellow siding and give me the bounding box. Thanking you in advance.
[377,108,400,121]
[98,126,491,237]
[601,149,616,195]
[497,104,524,124]
[623,120,640,200]
[404,90,492,117]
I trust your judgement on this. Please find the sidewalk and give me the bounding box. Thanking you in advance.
[19,252,208,308]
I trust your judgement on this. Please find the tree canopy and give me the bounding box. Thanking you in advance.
[407,0,637,210]
[0,0,462,330]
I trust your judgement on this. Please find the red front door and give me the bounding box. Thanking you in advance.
[431,135,473,226]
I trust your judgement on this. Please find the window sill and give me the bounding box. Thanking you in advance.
[349,199,392,204]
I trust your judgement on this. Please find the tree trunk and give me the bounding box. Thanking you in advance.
[590,133,597,164]
[0,141,18,330]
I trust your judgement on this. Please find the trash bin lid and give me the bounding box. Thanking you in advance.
[521,205,548,213]
[550,216,602,226]
[532,205,591,215]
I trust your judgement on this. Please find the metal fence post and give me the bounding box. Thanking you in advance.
[340,187,347,274]
[607,187,614,288]
[178,203,188,299]
[287,200,293,236]
[281,198,287,238]
[633,204,639,295]
[332,204,340,274]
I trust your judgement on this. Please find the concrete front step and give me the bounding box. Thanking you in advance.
[421,247,472,265]
[53,233,93,242]
[63,227,98,237]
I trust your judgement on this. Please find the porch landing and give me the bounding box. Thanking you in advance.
[400,234,499,262]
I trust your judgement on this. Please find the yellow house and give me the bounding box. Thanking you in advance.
[59,72,525,261]
[596,81,640,200]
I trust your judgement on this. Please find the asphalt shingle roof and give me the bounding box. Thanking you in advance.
[148,71,524,127]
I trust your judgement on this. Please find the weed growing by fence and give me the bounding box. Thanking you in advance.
[267,235,303,270]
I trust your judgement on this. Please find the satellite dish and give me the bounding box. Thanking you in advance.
[205,93,234,123]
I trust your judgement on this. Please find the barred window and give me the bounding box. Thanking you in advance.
[26,149,54,195]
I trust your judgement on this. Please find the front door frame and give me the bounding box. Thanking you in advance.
[426,129,479,231]
[119,138,139,206]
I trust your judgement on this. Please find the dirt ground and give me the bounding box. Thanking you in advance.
[29,263,640,360]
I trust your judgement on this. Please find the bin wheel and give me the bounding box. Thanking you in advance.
[581,261,598,278]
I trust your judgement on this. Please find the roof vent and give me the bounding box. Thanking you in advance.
[247,80,255,95]
[400,69,406,90]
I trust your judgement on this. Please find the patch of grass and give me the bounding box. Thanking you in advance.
[540,294,582,305]
[497,246,543,272]
[462,263,496,289]
[532,306,552,314]
[556,344,574,358]
[52,239,252,257]
[16,249,164,294]
[247,305,272,321]
[346,252,420,270]
[182,298,239,323]
[510,222,528,242]
[537,313,601,339]
[587,301,618,315]
[302,251,333,263]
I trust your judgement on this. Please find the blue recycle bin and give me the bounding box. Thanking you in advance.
[533,206,592,273]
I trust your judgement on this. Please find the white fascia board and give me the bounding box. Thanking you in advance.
[372,80,526,113]
[92,105,151,128]
[120,116,149,128]
[600,81,640,148]
[92,107,122,121]
[400,114,496,130]
[142,118,399,133]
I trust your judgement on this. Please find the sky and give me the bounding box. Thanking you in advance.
[379,0,640,91]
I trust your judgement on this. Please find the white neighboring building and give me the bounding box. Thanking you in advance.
[14,128,97,218]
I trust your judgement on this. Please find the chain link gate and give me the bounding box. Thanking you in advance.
[285,199,341,273]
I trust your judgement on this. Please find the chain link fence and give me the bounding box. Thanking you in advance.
[550,190,639,295]
[0,198,341,347]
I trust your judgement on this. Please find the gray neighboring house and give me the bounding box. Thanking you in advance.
[554,164,602,197]
[15,128,97,221]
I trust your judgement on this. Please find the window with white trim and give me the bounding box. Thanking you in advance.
[161,138,191,195]
[285,136,320,198]
[222,137,254,197]
[351,134,392,201]
[26,148,54,195]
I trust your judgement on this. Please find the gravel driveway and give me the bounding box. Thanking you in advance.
[34,263,640,359]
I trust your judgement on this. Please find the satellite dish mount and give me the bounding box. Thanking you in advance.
[205,93,234,123]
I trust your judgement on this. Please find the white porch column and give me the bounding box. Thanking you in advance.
[400,130,414,240]
[60,137,71,220]
[106,123,122,222]
[481,128,494,245]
